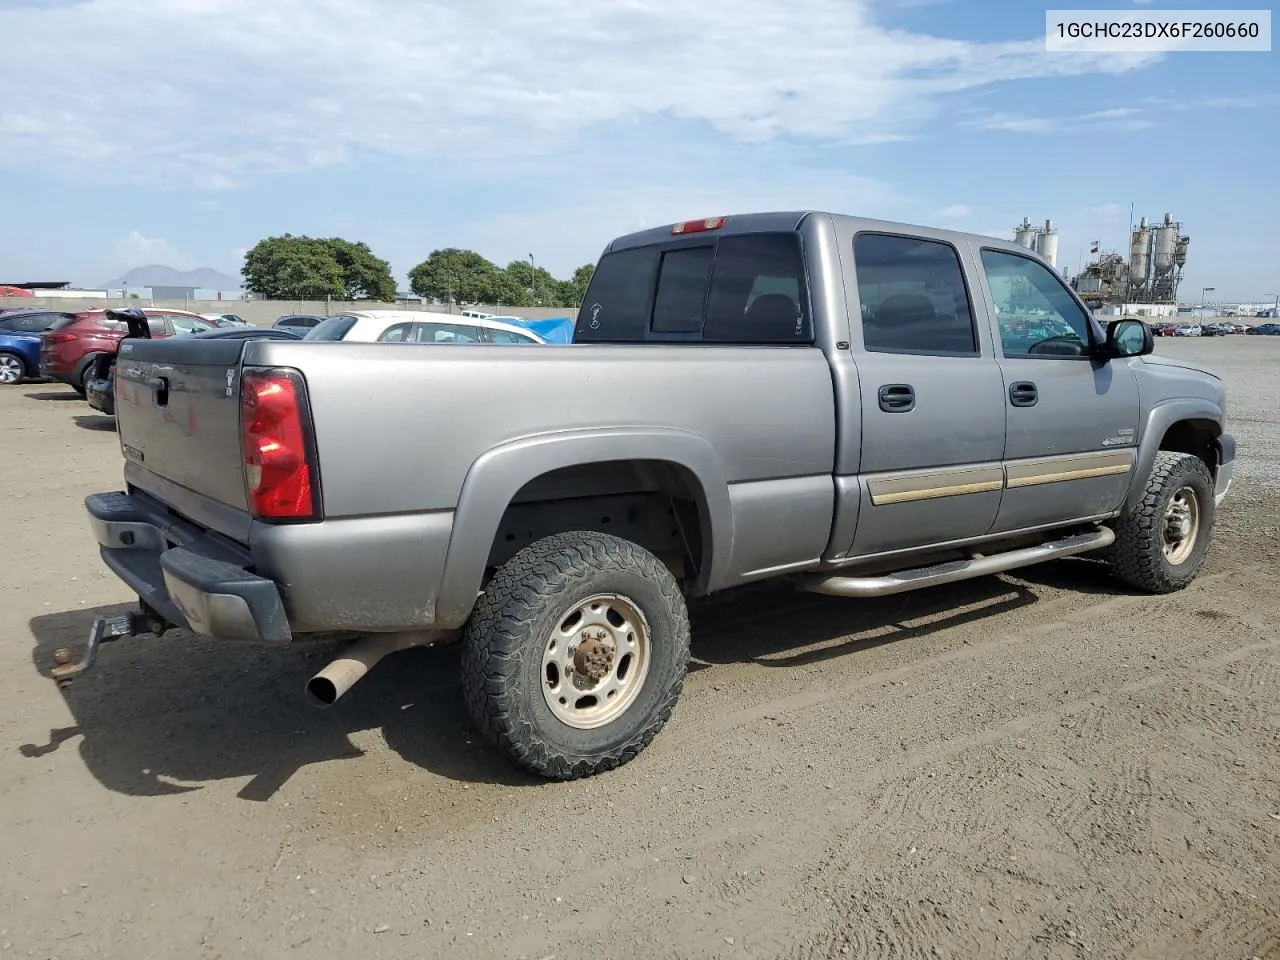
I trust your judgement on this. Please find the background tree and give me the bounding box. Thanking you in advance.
[560,263,595,308]
[242,234,394,301]
[405,249,595,309]
[408,249,506,304]
[502,260,561,307]
[327,238,396,301]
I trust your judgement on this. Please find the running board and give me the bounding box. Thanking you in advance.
[798,527,1115,599]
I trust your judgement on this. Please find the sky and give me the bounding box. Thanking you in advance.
[0,0,1275,301]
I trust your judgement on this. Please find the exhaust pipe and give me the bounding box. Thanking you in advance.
[305,631,449,708]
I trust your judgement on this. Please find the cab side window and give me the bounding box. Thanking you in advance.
[980,249,1094,358]
[853,234,977,356]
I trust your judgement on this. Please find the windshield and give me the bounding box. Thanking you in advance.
[303,316,358,341]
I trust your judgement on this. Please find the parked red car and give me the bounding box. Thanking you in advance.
[39,307,214,394]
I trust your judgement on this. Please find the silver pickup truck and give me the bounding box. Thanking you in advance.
[65,211,1235,780]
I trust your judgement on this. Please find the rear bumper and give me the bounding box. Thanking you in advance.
[85,377,114,415]
[39,359,79,385]
[1215,434,1236,507]
[86,490,290,643]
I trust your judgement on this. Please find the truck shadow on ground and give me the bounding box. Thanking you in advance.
[24,390,79,401]
[21,560,1132,801]
[72,414,117,432]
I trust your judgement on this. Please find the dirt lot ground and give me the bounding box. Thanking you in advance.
[2,338,1277,960]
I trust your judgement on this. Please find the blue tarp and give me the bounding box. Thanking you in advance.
[503,315,575,344]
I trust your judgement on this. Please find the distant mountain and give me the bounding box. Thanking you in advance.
[102,265,242,290]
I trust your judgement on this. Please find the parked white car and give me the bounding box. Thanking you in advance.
[303,310,547,344]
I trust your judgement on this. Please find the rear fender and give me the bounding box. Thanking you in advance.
[433,428,732,628]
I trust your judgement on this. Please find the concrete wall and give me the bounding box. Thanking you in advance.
[0,297,580,326]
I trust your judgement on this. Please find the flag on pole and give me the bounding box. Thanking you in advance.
[1089,240,1099,254]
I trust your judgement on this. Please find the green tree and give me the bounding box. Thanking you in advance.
[485,270,531,308]
[408,248,505,304]
[327,238,396,301]
[242,234,394,301]
[503,260,561,307]
[561,263,595,308]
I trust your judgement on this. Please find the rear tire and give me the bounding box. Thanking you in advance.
[0,351,26,385]
[75,364,95,395]
[1108,451,1215,593]
[460,531,691,780]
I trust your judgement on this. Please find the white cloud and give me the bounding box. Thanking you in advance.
[114,230,192,269]
[966,110,1158,134]
[0,0,1161,186]
[460,170,911,275]
[967,94,1271,136]
[937,203,972,218]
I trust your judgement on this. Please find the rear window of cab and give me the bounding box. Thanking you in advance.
[575,232,812,345]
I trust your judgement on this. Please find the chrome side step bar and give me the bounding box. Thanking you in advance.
[798,527,1115,599]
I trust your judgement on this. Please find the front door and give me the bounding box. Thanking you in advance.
[843,231,1007,559]
[977,247,1141,534]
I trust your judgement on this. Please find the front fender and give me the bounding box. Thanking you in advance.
[1125,398,1223,514]
[433,427,734,628]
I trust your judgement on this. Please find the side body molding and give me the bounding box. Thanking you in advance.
[1125,398,1224,513]
[433,427,734,628]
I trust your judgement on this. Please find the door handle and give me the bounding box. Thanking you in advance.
[878,383,916,413]
[1009,381,1038,407]
[145,376,169,406]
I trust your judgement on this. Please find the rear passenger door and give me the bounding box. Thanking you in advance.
[843,232,1007,558]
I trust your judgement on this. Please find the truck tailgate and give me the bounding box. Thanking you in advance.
[115,336,250,513]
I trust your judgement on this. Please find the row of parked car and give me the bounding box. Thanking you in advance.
[0,306,554,417]
[1150,321,1280,337]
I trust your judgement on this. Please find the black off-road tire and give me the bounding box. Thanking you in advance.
[1109,451,1215,593]
[460,531,691,780]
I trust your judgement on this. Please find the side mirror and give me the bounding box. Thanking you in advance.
[1103,318,1153,358]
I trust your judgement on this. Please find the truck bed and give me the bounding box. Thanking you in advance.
[118,339,838,524]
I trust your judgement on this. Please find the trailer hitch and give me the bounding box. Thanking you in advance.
[51,610,169,685]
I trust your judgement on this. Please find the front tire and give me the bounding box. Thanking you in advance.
[1109,451,1215,593]
[460,531,691,780]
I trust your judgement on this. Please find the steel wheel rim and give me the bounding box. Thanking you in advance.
[0,355,21,384]
[1162,486,1200,565]
[541,593,652,730]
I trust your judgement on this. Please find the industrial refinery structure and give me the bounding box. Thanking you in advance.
[1013,217,1059,268]
[1067,212,1190,312]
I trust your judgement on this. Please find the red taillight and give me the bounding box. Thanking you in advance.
[240,368,320,520]
[671,216,726,235]
[46,332,77,344]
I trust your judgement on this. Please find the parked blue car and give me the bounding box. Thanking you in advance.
[0,309,73,384]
